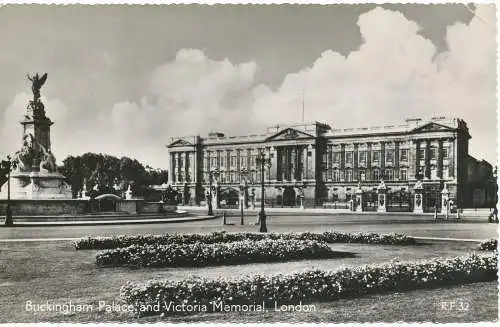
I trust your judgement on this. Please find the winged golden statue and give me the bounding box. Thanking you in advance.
[27,73,48,102]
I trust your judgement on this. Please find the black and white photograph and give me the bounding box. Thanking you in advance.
[0,2,497,324]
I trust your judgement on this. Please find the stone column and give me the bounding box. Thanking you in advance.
[425,140,431,179]
[177,153,182,182]
[303,146,308,181]
[353,143,359,181]
[394,141,400,181]
[327,145,333,181]
[184,152,189,182]
[340,144,345,181]
[236,149,240,182]
[449,138,455,178]
[169,153,175,183]
[309,144,316,181]
[270,147,278,181]
[437,139,443,179]
[291,147,297,181]
[414,140,420,180]
[367,142,372,180]
[380,142,386,177]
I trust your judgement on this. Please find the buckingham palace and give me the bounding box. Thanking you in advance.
[166,117,494,212]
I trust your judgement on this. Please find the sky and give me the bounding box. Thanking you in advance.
[0,4,496,169]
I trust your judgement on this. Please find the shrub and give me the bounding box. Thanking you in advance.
[120,253,498,317]
[75,231,416,250]
[478,239,498,251]
[96,239,352,268]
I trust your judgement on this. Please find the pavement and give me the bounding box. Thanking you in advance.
[0,213,496,241]
[1,213,217,226]
[178,205,492,219]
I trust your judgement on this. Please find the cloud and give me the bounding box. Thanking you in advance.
[0,5,495,168]
[253,5,496,162]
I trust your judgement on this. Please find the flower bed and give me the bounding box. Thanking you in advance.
[478,239,498,251]
[96,239,352,268]
[120,253,498,317]
[75,231,416,250]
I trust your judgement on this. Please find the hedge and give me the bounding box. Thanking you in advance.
[75,231,416,250]
[96,239,353,268]
[120,252,497,317]
[478,239,498,251]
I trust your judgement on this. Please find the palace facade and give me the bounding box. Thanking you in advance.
[167,117,485,211]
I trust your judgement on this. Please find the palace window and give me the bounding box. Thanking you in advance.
[442,147,449,159]
[333,169,340,182]
[359,169,366,181]
[372,168,380,181]
[346,151,354,164]
[210,157,217,167]
[384,168,394,180]
[430,147,437,160]
[417,148,425,161]
[240,156,247,167]
[372,151,380,163]
[230,156,237,167]
[203,157,208,169]
[250,155,257,167]
[345,169,353,182]
[333,152,340,164]
[400,149,408,162]
[400,168,408,181]
[358,151,367,165]
[385,149,394,164]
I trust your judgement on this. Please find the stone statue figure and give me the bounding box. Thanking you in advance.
[39,148,57,173]
[26,73,48,118]
[12,133,36,171]
[27,73,48,103]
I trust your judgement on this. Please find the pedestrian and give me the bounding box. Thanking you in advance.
[494,206,498,223]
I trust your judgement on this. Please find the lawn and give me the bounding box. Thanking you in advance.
[0,240,496,322]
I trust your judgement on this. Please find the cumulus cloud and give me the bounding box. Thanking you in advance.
[253,5,496,162]
[0,5,495,168]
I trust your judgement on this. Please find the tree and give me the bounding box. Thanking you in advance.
[60,152,168,199]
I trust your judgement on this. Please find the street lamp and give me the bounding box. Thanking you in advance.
[1,156,14,227]
[239,167,249,225]
[207,168,219,216]
[255,150,272,233]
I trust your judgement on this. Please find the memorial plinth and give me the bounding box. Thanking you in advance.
[0,73,72,200]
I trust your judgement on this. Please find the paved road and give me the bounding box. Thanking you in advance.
[0,214,496,240]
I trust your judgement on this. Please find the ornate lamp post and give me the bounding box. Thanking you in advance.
[1,156,14,227]
[207,168,219,216]
[255,150,272,233]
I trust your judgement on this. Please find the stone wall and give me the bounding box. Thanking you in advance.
[0,199,89,216]
[0,199,178,216]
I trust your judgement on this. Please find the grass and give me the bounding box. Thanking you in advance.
[0,239,496,322]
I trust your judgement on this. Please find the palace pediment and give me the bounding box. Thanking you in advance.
[266,128,314,142]
[411,122,455,133]
[167,138,194,148]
